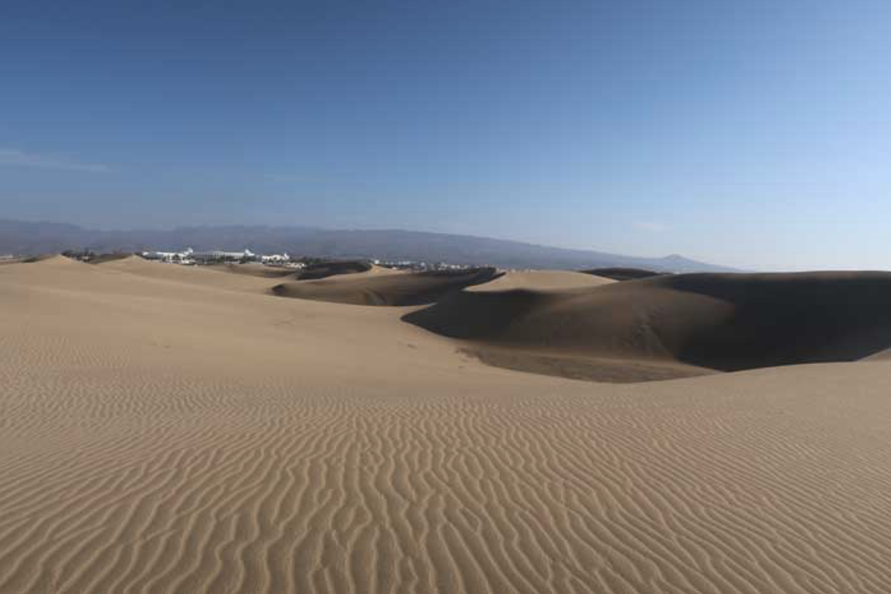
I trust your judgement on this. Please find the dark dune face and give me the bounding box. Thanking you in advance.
[404,271,891,378]
[21,254,59,263]
[294,260,373,280]
[209,263,296,278]
[581,267,663,281]
[662,272,891,370]
[85,253,134,265]
[272,267,502,306]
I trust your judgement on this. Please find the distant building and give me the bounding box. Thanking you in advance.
[137,248,302,269]
[261,253,290,264]
[190,249,256,263]
[142,247,194,263]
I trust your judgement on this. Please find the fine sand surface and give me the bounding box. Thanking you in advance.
[467,269,614,292]
[3,256,891,593]
[273,267,501,306]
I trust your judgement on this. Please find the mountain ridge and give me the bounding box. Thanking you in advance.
[0,219,736,272]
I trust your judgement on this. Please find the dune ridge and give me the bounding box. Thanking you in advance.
[207,262,297,278]
[92,254,286,293]
[3,257,891,592]
[294,260,374,280]
[582,267,663,281]
[273,267,502,306]
[467,269,614,292]
[84,252,133,265]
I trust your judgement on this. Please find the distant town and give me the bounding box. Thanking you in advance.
[21,247,480,272]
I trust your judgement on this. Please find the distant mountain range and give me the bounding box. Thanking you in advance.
[0,219,736,272]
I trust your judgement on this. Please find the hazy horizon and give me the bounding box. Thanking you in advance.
[4,1,890,271]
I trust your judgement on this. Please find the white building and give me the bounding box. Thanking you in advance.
[261,253,290,264]
[142,247,194,263]
[190,249,256,262]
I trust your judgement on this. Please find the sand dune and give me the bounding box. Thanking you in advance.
[582,267,663,281]
[273,267,501,306]
[468,269,614,291]
[85,252,133,265]
[18,253,64,264]
[3,257,891,593]
[294,259,375,280]
[406,271,891,382]
[94,254,285,293]
[207,262,297,278]
[865,347,891,360]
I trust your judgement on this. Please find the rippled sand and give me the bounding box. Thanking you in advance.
[2,255,891,593]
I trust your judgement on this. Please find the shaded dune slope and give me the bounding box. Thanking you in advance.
[20,254,64,264]
[294,260,373,280]
[582,267,663,281]
[84,252,133,265]
[273,267,502,306]
[206,262,296,278]
[405,271,891,381]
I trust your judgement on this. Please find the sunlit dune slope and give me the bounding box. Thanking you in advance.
[468,269,614,291]
[94,254,284,292]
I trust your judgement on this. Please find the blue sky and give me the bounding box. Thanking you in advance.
[2,1,890,270]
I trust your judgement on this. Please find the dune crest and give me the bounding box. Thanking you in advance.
[22,253,83,266]
[273,267,502,306]
[582,267,663,281]
[207,262,296,278]
[294,260,374,280]
[93,254,284,293]
[468,269,614,292]
[85,253,132,265]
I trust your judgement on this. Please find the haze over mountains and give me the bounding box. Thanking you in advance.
[0,219,733,272]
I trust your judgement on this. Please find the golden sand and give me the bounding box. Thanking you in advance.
[2,256,890,593]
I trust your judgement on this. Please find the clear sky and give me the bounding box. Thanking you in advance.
[2,1,890,270]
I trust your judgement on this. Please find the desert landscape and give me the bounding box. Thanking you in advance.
[2,254,891,593]
[6,1,890,591]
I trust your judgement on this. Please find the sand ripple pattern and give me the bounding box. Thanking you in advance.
[3,258,891,593]
[3,369,891,593]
